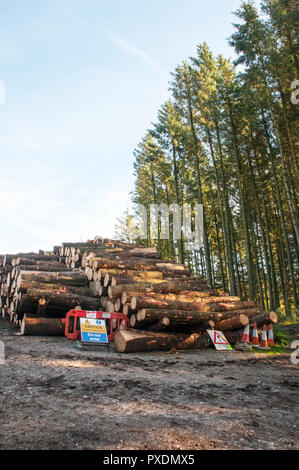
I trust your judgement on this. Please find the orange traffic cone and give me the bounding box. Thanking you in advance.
[259,325,269,350]
[241,324,250,343]
[251,323,260,347]
[268,324,275,347]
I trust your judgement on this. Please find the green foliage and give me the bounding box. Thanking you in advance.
[253,325,292,354]
[114,209,138,244]
[132,0,299,314]
[273,325,292,347]
[276,306,299,322]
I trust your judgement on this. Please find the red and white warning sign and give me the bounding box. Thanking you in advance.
[207,330,233,351]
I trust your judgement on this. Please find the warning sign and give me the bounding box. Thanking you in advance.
[85,311,97,319]
[80,318,108,343]
[207,330,233,351]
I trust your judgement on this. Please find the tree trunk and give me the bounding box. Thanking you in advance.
[17,271,88,287]
[214,314,249,331]
[148,318,171,331]
[108,280,214,300]
[18,280,92,297]
[100,269,164,286]
[249,311,278,327]
[114,328,202,353]
[20,316,65,336]
[17,289,101,316]
[16,265,72,272]
[15,257,60,266]
[136,307,259,325]
[91,256,188,273]
[130,295,255,312]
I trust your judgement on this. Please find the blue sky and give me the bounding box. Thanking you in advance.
[0,0,243,253]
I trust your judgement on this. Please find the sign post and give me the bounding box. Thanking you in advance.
[207,330,233,351]
[80,318,108,344]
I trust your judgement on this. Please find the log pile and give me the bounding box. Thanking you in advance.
[1,237,278,349]
[55,237,278,351]
[0,251,102,331]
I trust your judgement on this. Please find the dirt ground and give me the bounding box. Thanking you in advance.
[0,318,298,450]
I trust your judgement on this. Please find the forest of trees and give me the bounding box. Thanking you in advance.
[131,0,298,318]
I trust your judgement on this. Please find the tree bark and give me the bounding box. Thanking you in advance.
[17,289,101,316]
[15,256,60,266]
[17,271,88,287]
[249,311,278,327]
[114,328,202,353]
[136,307,259,326]
[108,280,215,300]
[18,280,92,297]
[130,295,255,312]
[20,316,65,336]
[100,269,164,286]
[147,318,170,331]
[214,314,249,331]
[16,265,72,272]
[91,256,187,272]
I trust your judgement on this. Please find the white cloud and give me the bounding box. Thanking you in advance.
[104,31,169,78]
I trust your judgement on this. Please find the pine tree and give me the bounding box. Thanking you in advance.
[131,0,298,317]
[114,209,138,243]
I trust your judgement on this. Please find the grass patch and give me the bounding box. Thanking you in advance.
[251,325,293,355]
[253,345,290,355]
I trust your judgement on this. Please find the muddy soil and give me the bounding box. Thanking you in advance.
[0,318,298,450]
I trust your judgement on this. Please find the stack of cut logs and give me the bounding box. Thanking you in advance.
[0,238,278,350]
[0,250,102,335]
[56,238,278,352]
